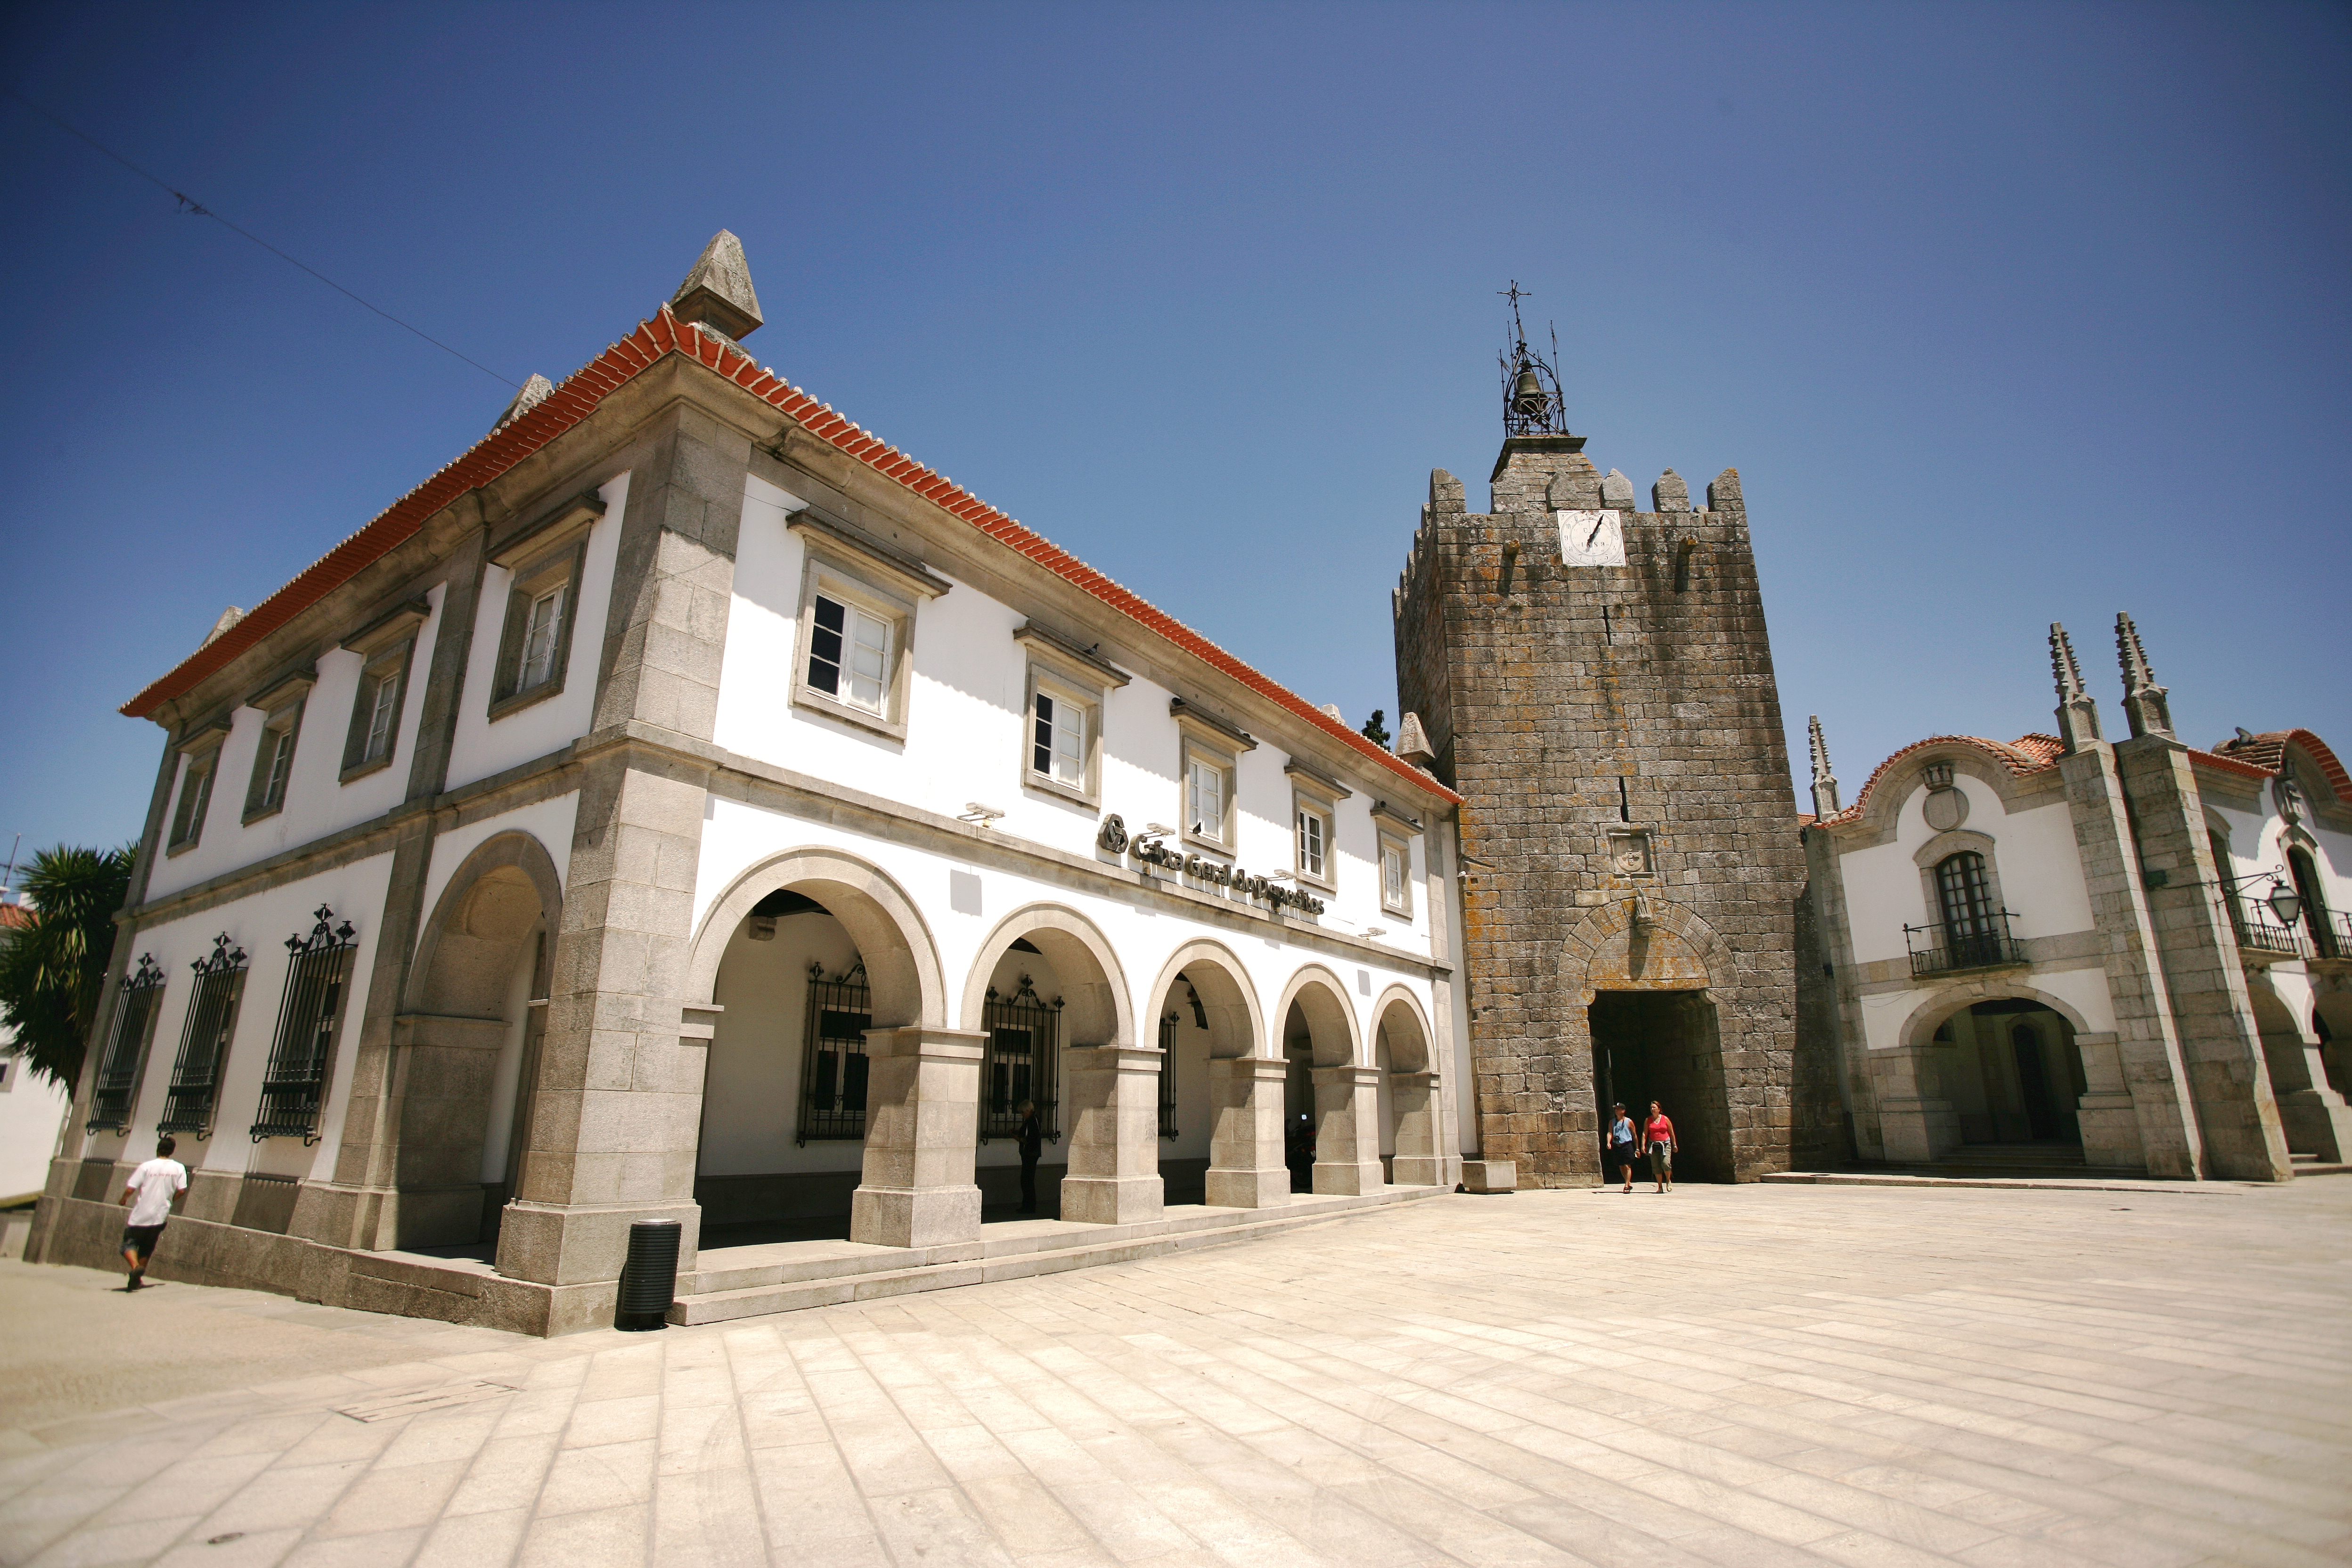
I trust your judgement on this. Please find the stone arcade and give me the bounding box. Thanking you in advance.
[31,234,1466,1334]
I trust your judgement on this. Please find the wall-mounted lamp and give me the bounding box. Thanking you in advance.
[958,802,1007,826]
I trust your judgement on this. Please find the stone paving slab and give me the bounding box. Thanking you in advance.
[2,1179,2349,1567]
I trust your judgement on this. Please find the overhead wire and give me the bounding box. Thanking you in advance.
[3,86,518,389]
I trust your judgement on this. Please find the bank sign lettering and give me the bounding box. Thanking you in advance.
[1096,814,1328,917]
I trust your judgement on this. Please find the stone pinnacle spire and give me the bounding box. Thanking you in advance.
[670,230,763,340]
[2115,612,2175,740]
[1807,715,1840,817]
[2050,622,2102,752]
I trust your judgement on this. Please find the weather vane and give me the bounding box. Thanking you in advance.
[1497,280,1568,438]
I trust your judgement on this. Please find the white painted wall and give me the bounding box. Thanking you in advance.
[712,473,1431,958]
[95,853,396,1183]
[147,586,446,904]
[0,1049,70,1201]
[1833,773,2093,970]
[416,792,580,936]
[443,471,628,792]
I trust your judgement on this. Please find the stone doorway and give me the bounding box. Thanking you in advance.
[1587,989,1731,1182]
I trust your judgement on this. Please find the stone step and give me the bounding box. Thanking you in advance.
[669,1185,1449,1326]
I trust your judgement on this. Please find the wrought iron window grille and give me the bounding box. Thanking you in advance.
[978,974,1061,1144]
[797,959,873,1144]
[248,906,358,1143]
[158,934,248,1138]
[1903,911,2029,976]
[87,954,165,1135]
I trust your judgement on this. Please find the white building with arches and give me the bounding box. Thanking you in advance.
[29,235,1466,1334]
[1804,616,2352,1180]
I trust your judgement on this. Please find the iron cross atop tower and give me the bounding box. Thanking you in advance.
[1497,281,1570,438]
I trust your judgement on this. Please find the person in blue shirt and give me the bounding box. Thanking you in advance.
[1606,1104,1638,1194]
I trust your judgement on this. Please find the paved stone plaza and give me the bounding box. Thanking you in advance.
[3,1179,2348,1568]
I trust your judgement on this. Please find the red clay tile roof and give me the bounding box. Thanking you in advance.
[0,903,31,931]
[124,308,1458,805]
[2205,728,2351,801]
[1813,734,2063,828]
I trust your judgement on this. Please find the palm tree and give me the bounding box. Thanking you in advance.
[0,846,134,1092]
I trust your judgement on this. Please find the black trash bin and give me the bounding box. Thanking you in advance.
[615,1218,682,1331]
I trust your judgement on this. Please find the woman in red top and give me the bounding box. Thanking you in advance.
[1641,1102,1676,1192]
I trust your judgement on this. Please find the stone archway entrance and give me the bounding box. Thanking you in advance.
[1588,990,1731,1183]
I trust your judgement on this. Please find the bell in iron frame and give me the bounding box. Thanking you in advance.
[1511,365,1547,420]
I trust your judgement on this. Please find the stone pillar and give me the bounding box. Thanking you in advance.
[1311,1066,1386,1194]
[1204,1056,1289,1208]
[850,1027,986,1248]
[2070,1031,2147,1171]
[2248,969,2352,1162]
[2115,737,2292,1180]
[1059,1045,1165,1225]
[1389,1071,1445,1185]
[495,751,714,1289]
[494,402,756,1288]
[1868,1046,1959,1164]
[2058,743,2205,1177]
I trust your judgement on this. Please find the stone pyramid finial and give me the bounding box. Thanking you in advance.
[670,230,763,340]
[2050,622,2102,752]
[1396,711,1436,770]
[2114,612,2174,740]
[492,373,555,432]
[199,606,247,651]
[1807,715,1840,817]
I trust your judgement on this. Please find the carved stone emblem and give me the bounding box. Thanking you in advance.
[1605,827,1652,877]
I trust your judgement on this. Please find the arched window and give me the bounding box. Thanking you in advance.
[1935,851,1995,940]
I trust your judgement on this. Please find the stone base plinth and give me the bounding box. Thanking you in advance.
[1060,1174,1164,1225]
[851,1183,982,1250]
[1459,1158,1515,1192]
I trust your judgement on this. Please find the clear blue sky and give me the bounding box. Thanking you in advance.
[2,1,2345,866]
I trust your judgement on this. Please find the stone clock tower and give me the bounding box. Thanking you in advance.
[1391,315,1842,1185]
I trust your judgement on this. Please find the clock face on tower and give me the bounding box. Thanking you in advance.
[1556,509,1625,567]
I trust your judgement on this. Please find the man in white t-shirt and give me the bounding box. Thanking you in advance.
[119,1135,188,1291]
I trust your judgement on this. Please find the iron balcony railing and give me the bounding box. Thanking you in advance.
[1905,911,2028,977]
[2319,909,2352,962]
[2226,896,2308,959]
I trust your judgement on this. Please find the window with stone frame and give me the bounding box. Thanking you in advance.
[789,539,930,742]
[490,536,588,715]
[1379,831,1413,916]
[242,694,307,823]
[338,602,427,780]
[167,738,223,853]
[1183,740,1234,849]
[1296,797,1331,885]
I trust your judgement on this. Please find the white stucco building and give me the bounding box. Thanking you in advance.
[31,234,1467,1333]
[1804,618,2352,1179]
